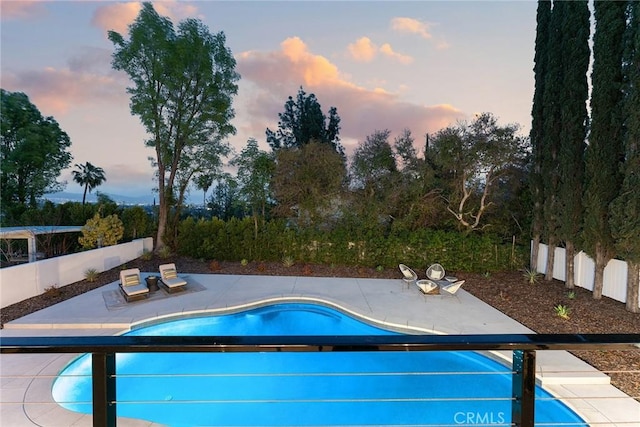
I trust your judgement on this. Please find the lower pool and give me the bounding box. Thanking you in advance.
[53,302,586,426]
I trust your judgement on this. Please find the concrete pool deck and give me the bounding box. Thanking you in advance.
[1,273,639,426]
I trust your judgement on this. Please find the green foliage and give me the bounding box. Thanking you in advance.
[84,268,99,282]
[272,142,346,225]
[108,2,239,251]
[430,113,528,232]
[141,249,153,261]
[175,217,526,272]
[522,268,541,285]
[282,255,295,268]
[72,162,106,205]
[554,304,571,320]
[121,206,154,240]
[266,86,343,156]
[567,291,576,300]
[78,213,124,249]
[1,89,72,209]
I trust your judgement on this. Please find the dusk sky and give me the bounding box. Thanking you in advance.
[1,1,538,202]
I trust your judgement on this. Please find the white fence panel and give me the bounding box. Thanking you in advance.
[0,238,153,308]
[535,242,638,309]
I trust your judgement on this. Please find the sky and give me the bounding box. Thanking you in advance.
[1,0,538,204]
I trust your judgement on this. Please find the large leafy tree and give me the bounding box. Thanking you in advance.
[0,89,72,211]
[557,0,590,288]
[349,129,400,222]
[231,138,275,238]
[529,0,551,271]
[72,162,106,206]
[266,87,343,156]
[431,113,528,233]
[610,1,640,313]
[583,0,627,299]
[271,141,346,227]
[108,3,239,251]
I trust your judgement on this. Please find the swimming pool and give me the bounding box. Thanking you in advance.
[53,302,586,426]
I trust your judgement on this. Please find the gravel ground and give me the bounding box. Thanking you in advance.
[1,255,638,400]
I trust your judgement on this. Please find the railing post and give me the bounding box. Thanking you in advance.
[512,349,536,427]
[92,352,116,427]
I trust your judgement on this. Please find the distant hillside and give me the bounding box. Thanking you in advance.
[43,192,155,206]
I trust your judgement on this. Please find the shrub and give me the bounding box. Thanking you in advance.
[84,268,99,282]
[554,304,571,320]
[522,268,541,284]
[78,213,124,249]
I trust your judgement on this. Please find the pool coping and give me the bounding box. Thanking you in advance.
[1,274,639,426]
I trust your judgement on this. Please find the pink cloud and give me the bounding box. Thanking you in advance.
[236,37,464,153]
[1,48,128,116]
[91,1,201,35]
[0,0,47,21]
[91,2,142,34]
[347,37,377,62]
[379,43,414,65]
[391,17,433,39]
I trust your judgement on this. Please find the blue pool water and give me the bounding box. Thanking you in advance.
[53,302,586,426]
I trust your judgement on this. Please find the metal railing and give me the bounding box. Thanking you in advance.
[2,333,638,427]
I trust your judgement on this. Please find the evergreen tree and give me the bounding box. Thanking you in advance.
[540,0,564,281]
[266,87,344,156]
[610,1,640,313]
[530,0,551,272]
[583,0,627,299]
[557,0,590,289]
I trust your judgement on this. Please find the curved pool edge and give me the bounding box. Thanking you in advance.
[109,296,629,426]
[3,273,638,426]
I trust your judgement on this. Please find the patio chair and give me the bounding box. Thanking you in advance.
[119,268,149,302]
[159,263,187,293]
[398,264,418,287]
[440,279,466,295]
[415,279,438,294]
[426,263,446,281]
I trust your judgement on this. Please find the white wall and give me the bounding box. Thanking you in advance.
[0,238,153,308]
[534,242,639,309]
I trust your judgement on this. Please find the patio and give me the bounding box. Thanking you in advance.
[1,273,638,426]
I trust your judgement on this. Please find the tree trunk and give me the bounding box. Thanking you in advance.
[531,233,540,271]
[155,194,169,252]
[565,240,575,289]
[592,243,607,299]
[544,237,556,281]
[626,261,639,313]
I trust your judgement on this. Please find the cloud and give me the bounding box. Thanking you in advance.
[379,43,414,65]
[391,17,433,39]
[91,1,201,35]
[346,37,414,65]
[347,37,377,62]
[91,2,142,34]
[1,47,127,116]
[236,37,464,154]
[0,0,47,21]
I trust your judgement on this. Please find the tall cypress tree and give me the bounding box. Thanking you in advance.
[541,0,564,281]
[530,0,551,272]
[610,1,640,313]
[557,1,590,289]
[583,0,627,299]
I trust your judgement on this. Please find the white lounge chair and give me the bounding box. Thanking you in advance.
[159,263,187,293]
[415,279,438,294]
[399,264,418,287]
[441,279,466,295]
[426,263,446,281]
[119,268,149,302]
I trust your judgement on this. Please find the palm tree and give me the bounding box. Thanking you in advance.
[72,162,106,205]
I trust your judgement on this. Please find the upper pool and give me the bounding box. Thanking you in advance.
[53,302,586,426]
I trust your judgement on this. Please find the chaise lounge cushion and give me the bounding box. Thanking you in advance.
[159,263,187,290]
[119,268,149,300]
